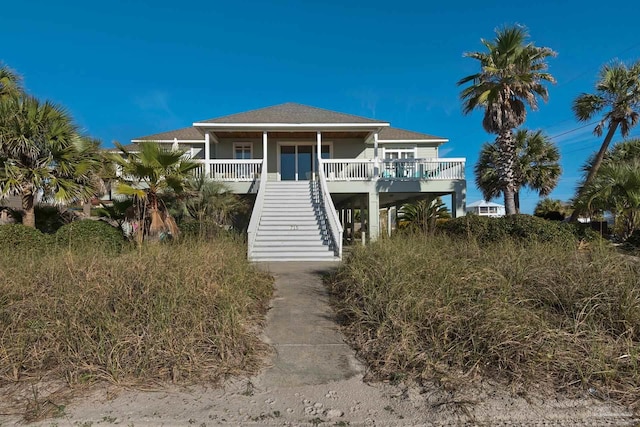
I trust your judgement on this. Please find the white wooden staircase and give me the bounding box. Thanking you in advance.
[249,181,339,262]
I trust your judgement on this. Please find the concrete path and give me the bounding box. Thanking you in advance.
[256,262,363,387]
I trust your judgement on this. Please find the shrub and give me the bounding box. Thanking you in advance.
[439,214,577,243]
[0,224,52,251]
[55,219,127,253]
[178,219,224,239]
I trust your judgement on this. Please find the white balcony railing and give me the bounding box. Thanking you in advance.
[379,158,466,180]
[321,158,465,181]
[322,159,376,181]
[193,159,262,181]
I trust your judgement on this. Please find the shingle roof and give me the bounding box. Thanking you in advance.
[197,103,388,124]
[466,200,505,208]
[378,127,447,141]
[133,126,204,141]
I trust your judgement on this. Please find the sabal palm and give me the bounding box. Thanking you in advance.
[570,60,640,222]
[184,174,246,227]
[111,141,200,240]
[0,64,22,98]
[459,25,556,215]
[0,95,96,227]
[475,129,561,211]
[575,160,640,239]
[534,198,569,219]
[398,197,450,233]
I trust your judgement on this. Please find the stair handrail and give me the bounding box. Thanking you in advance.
[247,158,267,259]
[317,159,343,259]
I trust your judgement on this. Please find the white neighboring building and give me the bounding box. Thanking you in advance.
[466,200,506,218]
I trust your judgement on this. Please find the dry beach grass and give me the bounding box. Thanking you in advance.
[329,233,640,410]
[0,235,273,420]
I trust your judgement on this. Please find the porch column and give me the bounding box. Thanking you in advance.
[204,132,211,160]
[204,132,211,178]
[451,182,467,218]
[373,132,379,178]
[316,131,322,179]
[368,191,380,241]
[172,137,179,151]
[263,131,268,181]
[387,207,392,236]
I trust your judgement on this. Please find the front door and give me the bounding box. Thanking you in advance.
[279,144,329,180]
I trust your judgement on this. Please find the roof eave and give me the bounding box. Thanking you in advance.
[193,122,390,131]
[131,139,206,143]
[374,138,449,144]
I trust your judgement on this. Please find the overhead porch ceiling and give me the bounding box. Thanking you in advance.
[208,131,371,140]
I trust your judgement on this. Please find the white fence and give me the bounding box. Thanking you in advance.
[321,158,465,181]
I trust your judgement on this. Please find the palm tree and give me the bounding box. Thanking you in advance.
[574,160,640,239]
[534,198,570,220]
[0,95,98,227]
[111,141,200,242]
[458,25,556,215]
[475,129,561,212]
[569,60,640,222]
[0,64,22,98]
[398,196,450,233]
[183,175,246,231]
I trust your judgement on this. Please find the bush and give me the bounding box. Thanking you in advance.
[0,224,52,251]
[439,214,578,243]
[55,219,127,253]
[178,219,225,239]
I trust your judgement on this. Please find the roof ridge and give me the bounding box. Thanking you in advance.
[197,102,388,124]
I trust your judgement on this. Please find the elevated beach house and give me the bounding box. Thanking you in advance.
[129,103,466,261]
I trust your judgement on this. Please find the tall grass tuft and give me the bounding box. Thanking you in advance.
[0,236,273,387]
[329,233,640,408]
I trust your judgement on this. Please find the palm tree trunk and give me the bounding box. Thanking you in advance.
[569,122,619,222]
[21,191,35,228]
[496,130,518,215]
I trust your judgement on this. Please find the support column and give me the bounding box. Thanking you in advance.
[172,137,179,151]
[204,132,211,178]
[387,207,392,237]
[316,131,322,179]
[452,182,467,218]
[262,131,268,180]
[373,132,379,178]
[368,191,380,241]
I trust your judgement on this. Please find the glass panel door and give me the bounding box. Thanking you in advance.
[280,146,296,180]
[298,146,313,180]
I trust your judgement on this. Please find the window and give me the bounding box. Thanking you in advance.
[383,147,417,178]
[383,148,416,160]
[234,143,252,160]
[489,207,498,214]
[479,207,489,214]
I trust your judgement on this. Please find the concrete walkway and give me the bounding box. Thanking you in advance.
[256,262,363,387]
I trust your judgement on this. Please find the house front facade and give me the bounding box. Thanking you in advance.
[131,103,466,261]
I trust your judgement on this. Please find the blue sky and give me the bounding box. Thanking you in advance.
[2,0,640,213]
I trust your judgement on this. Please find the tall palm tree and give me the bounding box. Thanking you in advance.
[569,60,640,222]
[475,129,561,212]
[111,141,200,242]
[0,64,22,98]
[458,25,556,215]
[0,95,97,227]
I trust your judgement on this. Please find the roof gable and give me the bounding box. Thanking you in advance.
[196,103,388,125]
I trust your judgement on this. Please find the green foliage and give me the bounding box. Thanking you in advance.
[55,220,126,253]
[178,219,225,239]
[398,197,450,233]
[329,234,640,407]
[439,214,578,243]
[0,224,52,251]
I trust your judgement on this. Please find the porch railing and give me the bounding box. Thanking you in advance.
[322,159,376,181]
[321,158,465,181]
[247,158,267,259]
[194,159,262,181]
[379,158,465,180]
[317,159,343,259]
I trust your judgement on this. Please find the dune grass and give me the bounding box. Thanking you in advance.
[329,233,640,409]
[0,236,273,389]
